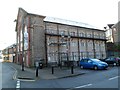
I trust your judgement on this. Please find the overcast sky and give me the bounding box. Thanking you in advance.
[0,0,119,50]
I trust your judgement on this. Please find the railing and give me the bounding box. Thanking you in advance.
[45,29,106,40]
[47,51,106,67]
[46,29,58,35]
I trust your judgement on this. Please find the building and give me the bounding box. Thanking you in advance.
[111,22,120,56]
[112,22,120,43]
[105,23,120,57]
[14,8,107,67]
[105,24,114,43]
[2,44,16,62]
[105,23,119,43]
[0,50,2,59]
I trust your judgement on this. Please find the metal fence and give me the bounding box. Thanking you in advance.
[106,51,120,57]
[47,51,105,67]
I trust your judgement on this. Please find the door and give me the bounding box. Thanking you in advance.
[87,60,93,68]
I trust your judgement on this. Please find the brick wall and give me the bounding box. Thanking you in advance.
[30,15,46,66]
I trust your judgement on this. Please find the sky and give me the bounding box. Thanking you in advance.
[0,0,119,50]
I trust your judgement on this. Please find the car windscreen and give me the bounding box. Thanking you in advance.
[91,59,101,62]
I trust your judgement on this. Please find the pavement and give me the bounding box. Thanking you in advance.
[5,62,92,81]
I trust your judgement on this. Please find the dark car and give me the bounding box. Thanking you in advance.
[79,58,108,70]
[103,57,120,66]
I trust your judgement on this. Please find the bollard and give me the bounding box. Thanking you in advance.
[52,66,54,74]
[36,67,39,77]
[39,63,42,69]
[71,66,74,74]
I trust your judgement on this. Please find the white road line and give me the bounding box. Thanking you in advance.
[109,76,119,80]
[66,84,92,90]
[17,79,36,82]
[75,83,92,88]
[9,65,36,82]
[9,65,18,80]
[16,80,20,89]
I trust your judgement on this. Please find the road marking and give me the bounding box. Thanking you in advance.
[9,64,36,82]
[17,79,36,82]
[66,83,92,90]
[109,76,119,80]
[75,83,92,88]
[16,80,20,89]
[9,65,18,80]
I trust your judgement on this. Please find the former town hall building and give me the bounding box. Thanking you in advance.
[15,8,107,67]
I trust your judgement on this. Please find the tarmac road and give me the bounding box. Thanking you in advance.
[1,62,119,89]
[20,66,119,89]
[0,62,2,90]
[2,62,17,89]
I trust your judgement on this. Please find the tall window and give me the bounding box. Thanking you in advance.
[81,42,85,47]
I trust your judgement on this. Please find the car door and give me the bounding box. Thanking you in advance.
[87,59,93,68]
[80,59,88,68]
[83,59,92,68]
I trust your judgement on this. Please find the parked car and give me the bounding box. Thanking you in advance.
[102,57,120,66]
[79,58,108,70]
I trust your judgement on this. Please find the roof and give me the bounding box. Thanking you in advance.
[44,16,102,30]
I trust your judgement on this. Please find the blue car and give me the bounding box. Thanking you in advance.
[79,58,108,70]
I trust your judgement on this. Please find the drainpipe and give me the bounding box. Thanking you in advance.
[22,23,25,71]
[45,22,48,66]
[92,31,96,58]
[28,16,31,67]
[93,40,96,58]
[77,27,80,66]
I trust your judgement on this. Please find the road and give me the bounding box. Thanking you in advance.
[0,61,2,90]
[20,66,119,89]
[1,62,120,89]
[1,62,17,89]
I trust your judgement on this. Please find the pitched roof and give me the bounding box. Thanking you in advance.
[44,16,102,30]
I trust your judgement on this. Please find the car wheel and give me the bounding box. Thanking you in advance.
[80,65,84,69]
[94,66,98,70]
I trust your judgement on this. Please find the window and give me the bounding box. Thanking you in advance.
[71,41,77,46]
[70,32,75,36]
[87,32,92,37]
[79,32,85,37]
[88,60,92,63]
[88,41,93,46]
[81,42,85,47]
[60,31,65,36]
[82,59,88,62]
